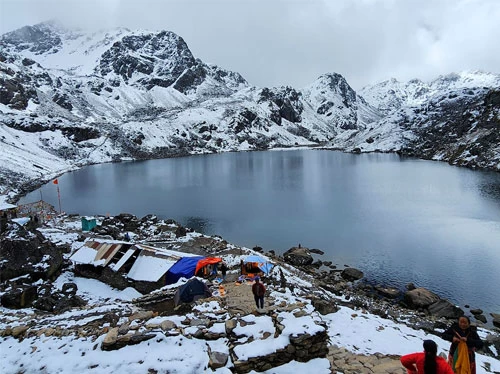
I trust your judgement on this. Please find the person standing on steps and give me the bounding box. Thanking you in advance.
[400,339,454,374]
[442,316,483,374]
[252,276,266,310]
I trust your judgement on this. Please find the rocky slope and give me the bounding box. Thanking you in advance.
[0,21,499,199]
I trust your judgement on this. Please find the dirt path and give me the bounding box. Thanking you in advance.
[218,277,270,316]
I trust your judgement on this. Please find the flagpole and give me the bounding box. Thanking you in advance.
[57,184,61,214]
[53,179,62,214]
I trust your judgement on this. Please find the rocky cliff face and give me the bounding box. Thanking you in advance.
[0,21,499,196]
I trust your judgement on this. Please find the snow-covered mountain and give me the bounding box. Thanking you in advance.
[1,21,499,199]
[355,72,500,167]
[360,71,500,114]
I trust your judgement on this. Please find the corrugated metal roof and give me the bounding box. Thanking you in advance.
[87,241,100,249]
[94,243,113,261]
[72,240,199,283]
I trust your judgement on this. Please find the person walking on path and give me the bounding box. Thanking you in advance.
[220,262,228,281]
[442,316,483,374]
[400,339,454,374]
[252,277,266,310]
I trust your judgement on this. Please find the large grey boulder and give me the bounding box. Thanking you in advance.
[341,267,364,281]
[427,299,464,319]
[311,297,339,315]
[404,287,440,309]
[283,246,313,266]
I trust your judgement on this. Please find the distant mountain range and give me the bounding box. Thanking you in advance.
[1,21,499,198]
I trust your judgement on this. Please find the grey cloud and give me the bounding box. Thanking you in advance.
[0,0,498,90]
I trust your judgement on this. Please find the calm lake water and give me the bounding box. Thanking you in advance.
[21,149,500,316]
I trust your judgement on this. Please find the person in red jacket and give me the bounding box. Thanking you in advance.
[251,277,266,310]
[401,340,454,374]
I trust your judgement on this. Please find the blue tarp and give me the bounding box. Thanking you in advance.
[244,255,274,275]
[165,256,205,285]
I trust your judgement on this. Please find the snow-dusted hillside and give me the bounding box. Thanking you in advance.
[1,21,499,200]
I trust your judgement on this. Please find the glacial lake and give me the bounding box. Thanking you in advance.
[21,149,500,317]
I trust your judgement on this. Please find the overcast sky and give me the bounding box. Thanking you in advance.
[1,0,499,90]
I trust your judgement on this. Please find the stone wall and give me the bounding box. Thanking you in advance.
[231,329,329,373]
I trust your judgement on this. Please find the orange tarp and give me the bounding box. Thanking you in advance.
[195,257,222,275]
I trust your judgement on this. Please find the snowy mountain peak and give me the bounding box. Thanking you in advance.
[0,20,71,55]
[303,73,355,104]
[96,30,196,89]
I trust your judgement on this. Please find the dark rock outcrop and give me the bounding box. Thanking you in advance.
[0,222,64,282]
[427,299,464,319]
[1,285,38,308]
[283,246,313,266]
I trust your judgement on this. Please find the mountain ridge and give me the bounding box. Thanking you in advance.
[1,21,499,200]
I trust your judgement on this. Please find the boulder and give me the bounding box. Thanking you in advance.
[1,285,38,308]
[341,267,364,281]
[61,282,78,296]
[404,287,440,309]
[32,295,57,312]
[225,319,237,335]
[28,282,86,312]
[309,248,325,255]
[208,348,229,369]
[427,300,464,319]
[491,313,500,328]
[0,222,64,282]
[375,286,401,299]
[283,246,313,267]
[52,294,86,313]
[406,283,416,291]
[311,297,339,315]
[474,314,487,324]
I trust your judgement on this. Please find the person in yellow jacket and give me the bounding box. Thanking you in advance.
[441,316,483,374]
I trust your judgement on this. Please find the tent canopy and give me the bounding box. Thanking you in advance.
[174,278,211,306]
[243,255,273,275]
[164,256,205,285]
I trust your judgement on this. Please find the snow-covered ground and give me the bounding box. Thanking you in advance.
[1,273,499,373]
[1,218,499,374]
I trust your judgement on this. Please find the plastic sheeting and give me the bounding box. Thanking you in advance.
[244,255,274,275]
[164,256,205,285]
[194,257,222,276]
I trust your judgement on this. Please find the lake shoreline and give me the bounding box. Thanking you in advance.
[8,149,500,327]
